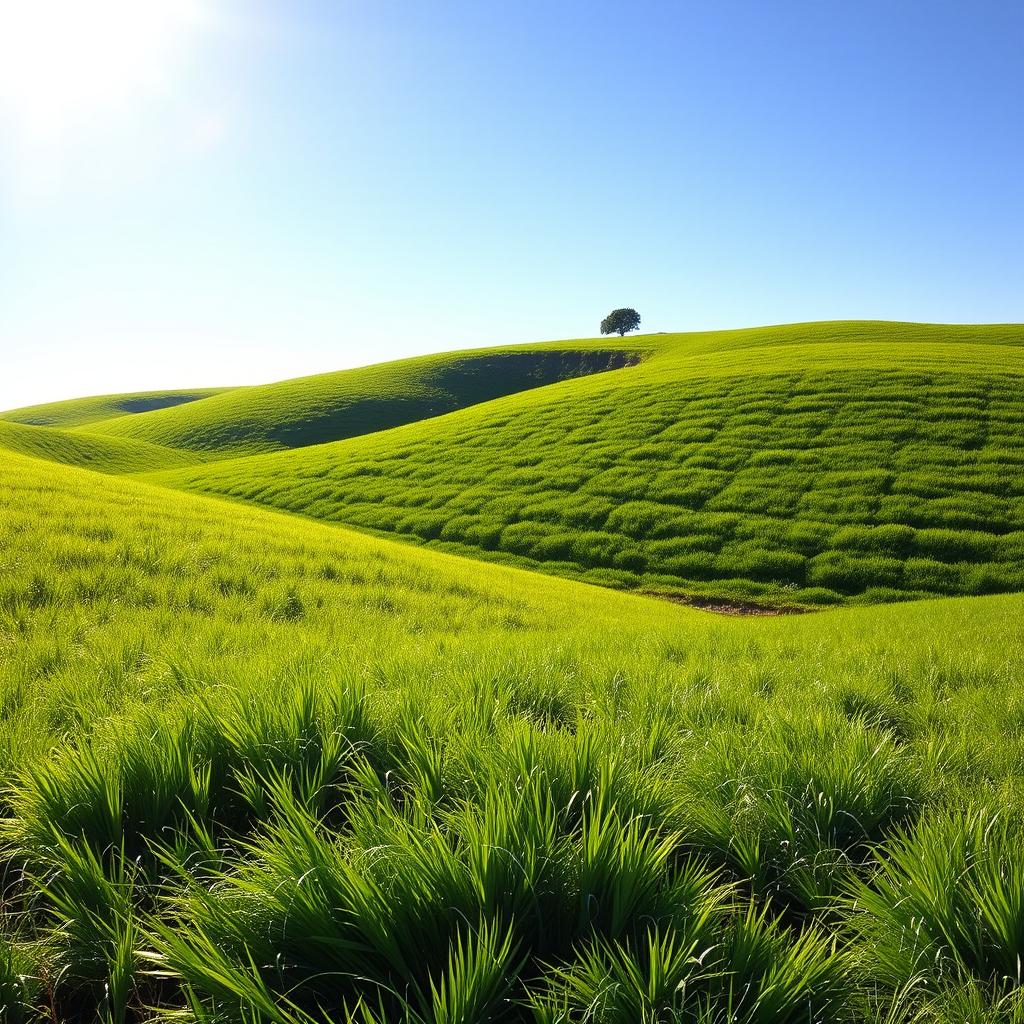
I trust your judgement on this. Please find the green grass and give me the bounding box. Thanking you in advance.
[0,420,205,474]
[1,449,1023,1022]
[153,321,1024,607]
[3,320,1024,1022]
[85,346,639,455]
[0,389,228,429]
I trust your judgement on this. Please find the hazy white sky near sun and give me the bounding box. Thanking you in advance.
[1,0,1022,411]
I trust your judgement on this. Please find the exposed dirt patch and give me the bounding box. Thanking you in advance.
[641,591,814,616]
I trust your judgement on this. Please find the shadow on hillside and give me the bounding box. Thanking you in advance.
[115,394,214,415]
[263,349,640,449]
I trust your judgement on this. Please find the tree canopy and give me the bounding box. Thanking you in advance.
[600,308,641,337]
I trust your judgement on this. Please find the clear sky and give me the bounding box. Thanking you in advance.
[1,0,1021,411]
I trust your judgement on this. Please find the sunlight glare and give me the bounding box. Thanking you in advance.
[0,0,206,142]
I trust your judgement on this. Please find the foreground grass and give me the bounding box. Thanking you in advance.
[157,321,1024,607]
[1,451,1023,1022]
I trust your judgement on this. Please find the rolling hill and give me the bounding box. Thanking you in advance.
[149,321,1024,608]
[0,388,228,429]
[0,419,206,474]
[84,346,639,455]
[2,447,1023,1022]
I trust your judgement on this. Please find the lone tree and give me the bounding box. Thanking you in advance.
[600,307,641,337]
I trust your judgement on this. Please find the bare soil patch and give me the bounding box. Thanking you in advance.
[642,591,813,616]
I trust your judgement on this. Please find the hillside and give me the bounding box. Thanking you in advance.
[0,388,228,428]
[156,321,1024,607]
[0,419,204,474]
[0,447,686,769]
[2,448,1023,1022]
[85,346,640,455]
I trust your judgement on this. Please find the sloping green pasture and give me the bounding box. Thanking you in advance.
[0,389,228,429]
[1,450,1023,1022]
[0,420,202,474]
[85,347,639,455]
[158,322,1024,607]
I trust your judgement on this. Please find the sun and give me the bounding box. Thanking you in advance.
[0,0,207,143]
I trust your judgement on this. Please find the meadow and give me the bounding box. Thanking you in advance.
[2,321,1024,1023]
[0,450,1023,1023]
[84,348,637,456]
[0,390,227,430]
[0,421,204,476]
[154,322,1024,607]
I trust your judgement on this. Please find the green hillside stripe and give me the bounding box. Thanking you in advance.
[0,387,230,428]
[0,420,206,474]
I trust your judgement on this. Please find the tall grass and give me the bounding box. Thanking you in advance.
[850,810,1024,997]
[0,450,1022,1021]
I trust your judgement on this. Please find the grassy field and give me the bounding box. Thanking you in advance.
[85,348,638,456]
[0,390,228,429]
[0,421,205,475]
[2,321,1023,1023]
[1,450,1023,1023]
[153,322,1024,607]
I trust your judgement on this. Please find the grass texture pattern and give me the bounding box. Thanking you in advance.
[0,451,1022,1022]
[156,322,1024,607]
[2,321,1023,1023]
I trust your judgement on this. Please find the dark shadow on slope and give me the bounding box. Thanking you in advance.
[114,394,217,415]
[263,349,640,450]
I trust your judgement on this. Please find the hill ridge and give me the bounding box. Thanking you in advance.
[0,387,230,428]
[81,345,642,455]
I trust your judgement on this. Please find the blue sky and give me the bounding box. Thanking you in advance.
[1,0,1021,410]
